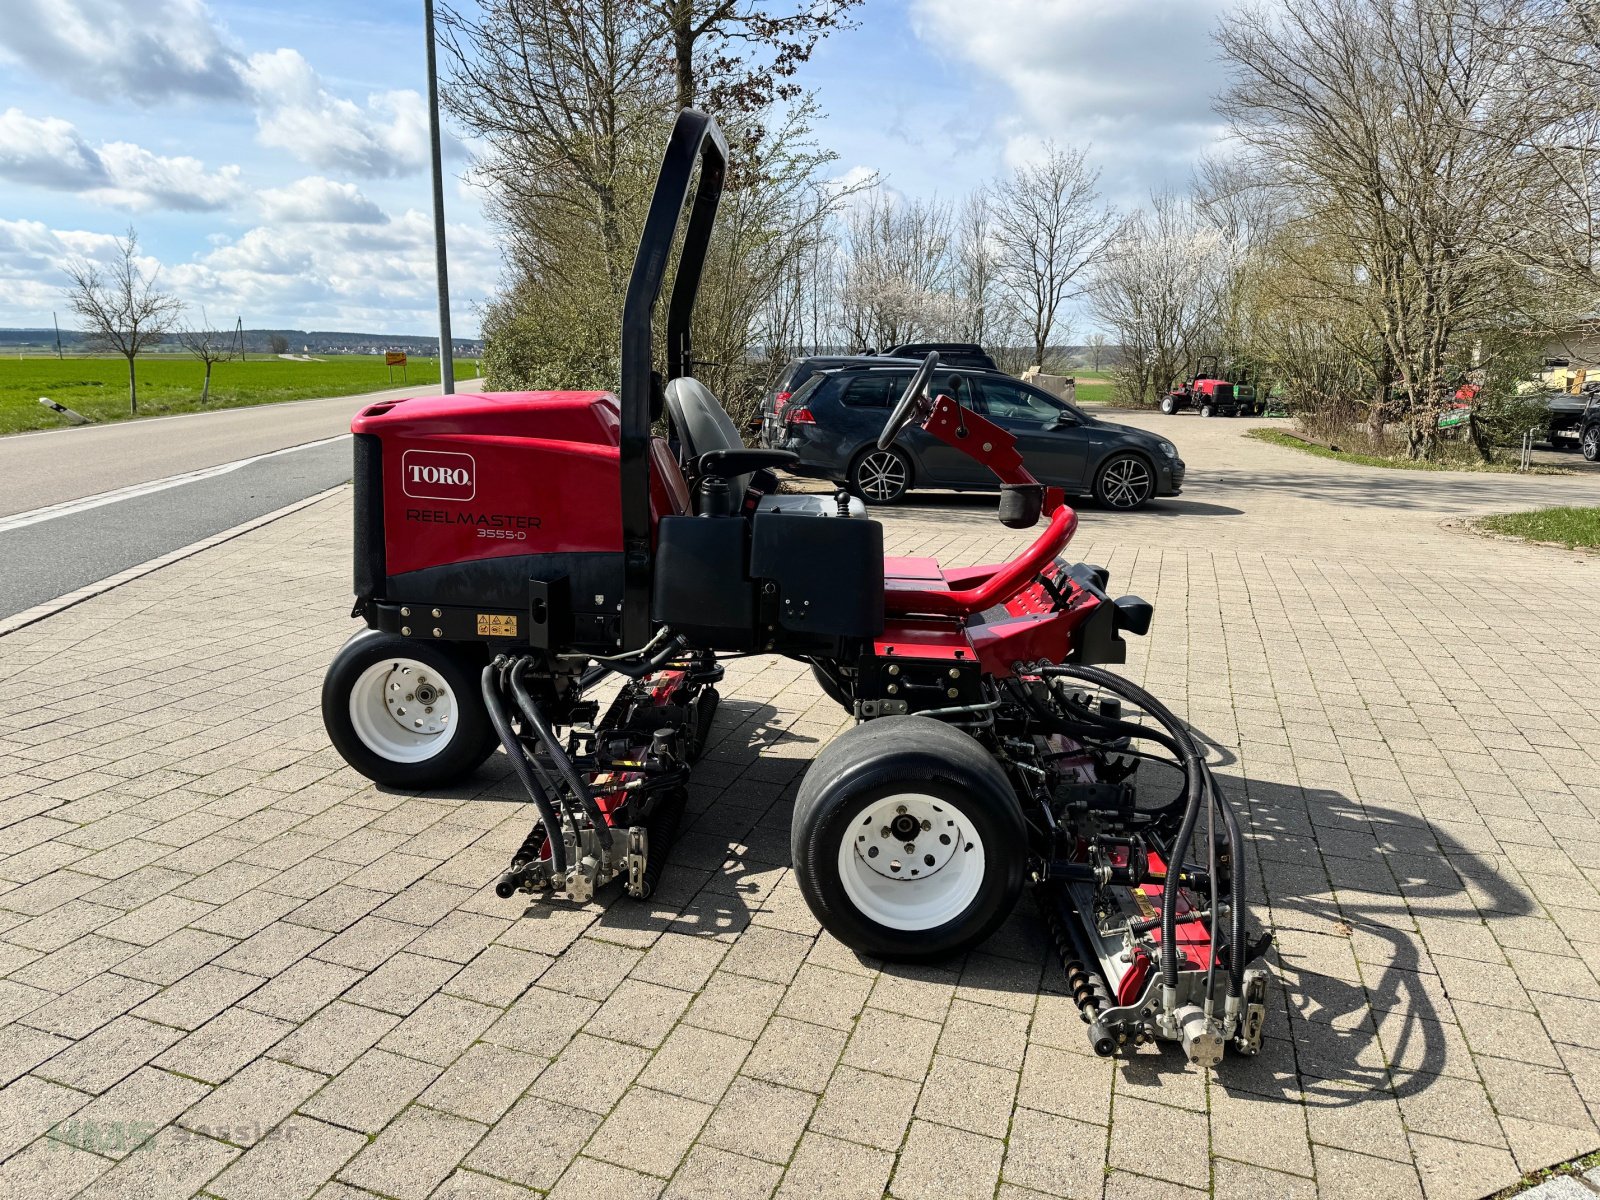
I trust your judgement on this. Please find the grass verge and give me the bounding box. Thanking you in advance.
[1247,427,1569,474]
[0,354,481,435]
[1475,505,1600,549]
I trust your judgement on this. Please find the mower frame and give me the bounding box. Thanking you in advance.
[322,110,1271,1071]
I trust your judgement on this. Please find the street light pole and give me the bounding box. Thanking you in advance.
[425,0,455,394]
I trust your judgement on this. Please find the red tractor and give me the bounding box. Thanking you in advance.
[1160,356,1260,417]
[321,112,1270,1067]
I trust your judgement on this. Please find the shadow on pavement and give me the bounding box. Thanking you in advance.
[507,691,1523,1123]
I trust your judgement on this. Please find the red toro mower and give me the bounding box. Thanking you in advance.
[322,112,1271,1066]
[1160,356,1260,418]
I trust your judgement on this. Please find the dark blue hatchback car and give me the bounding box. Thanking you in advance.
[767,362,1186,509]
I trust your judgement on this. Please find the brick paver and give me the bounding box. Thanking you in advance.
[2,415,1599,1199]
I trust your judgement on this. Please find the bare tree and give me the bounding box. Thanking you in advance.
[952,190,1002,346]
[839,191,957,349]
[1090,193,1231,405]
[177,308,233,404]
[1083,333,1108,371]
[62,227,181,415]
[992,143,1119,371]
[268,333,289,355]
[1216,0,1582,457]
[647,0,862,119]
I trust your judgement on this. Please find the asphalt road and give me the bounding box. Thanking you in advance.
[0,381,458,518]
[0,380,486,621]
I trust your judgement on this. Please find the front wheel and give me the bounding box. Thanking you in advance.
[322,630,497,788]
[1199,403,1214,418]
[1583,425,1600,462]
[1159,396,1177,415]
[850,446,912,505]
[792,717,1026,962]
[1093,453,1156,510]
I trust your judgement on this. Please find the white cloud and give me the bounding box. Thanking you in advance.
[259,177,387,225]
[909,0,1232,193]
[0,109,243,212]
[243,49,431,178]
[91,142,244,212]
[162,210,499,331]
[0,109,107,189]
[0,0,246,106]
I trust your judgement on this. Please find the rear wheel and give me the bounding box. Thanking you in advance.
[792,717,1026,962]
[1584,424,1600,462]
[850,446,912,505]
[1093,453,1156,510]
[322,630,497,788]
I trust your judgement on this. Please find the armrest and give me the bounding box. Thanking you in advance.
[697,448,798,477]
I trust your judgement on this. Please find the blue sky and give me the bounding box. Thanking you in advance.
[0,0,1231,336]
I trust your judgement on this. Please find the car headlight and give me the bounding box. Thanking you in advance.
[1157,440,1179,459]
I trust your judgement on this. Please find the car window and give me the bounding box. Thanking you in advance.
[769,361,804,395]
[977,377,1063,426]
[787,374,826,406]
[838,372,905,409]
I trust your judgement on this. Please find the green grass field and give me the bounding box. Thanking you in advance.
[1477,506,1600,548]
[0,354,480,435]
[1071,370,1117,406]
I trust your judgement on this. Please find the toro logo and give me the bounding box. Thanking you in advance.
[401,449,476,501]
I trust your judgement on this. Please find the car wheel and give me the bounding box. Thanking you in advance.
[1199,403,1214,418]
[1160,396,1176,415]
[1584,424,1600,462]
[850,446,912,505]
[322,631,497,788]
[1094,453,1156,510]
[792,716,1026,962]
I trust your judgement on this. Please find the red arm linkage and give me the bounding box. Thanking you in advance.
[883,394,1077,618]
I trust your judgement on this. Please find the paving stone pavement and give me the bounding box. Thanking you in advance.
[1,415,1599,1200]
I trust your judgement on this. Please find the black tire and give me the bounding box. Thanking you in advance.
[1159,396,1177,415]
[792,716,1026,962]
[1583,424,1600,463]
[1093,452,1156,510]
[849,446,913,505]
[322,630,497,789]
[1199,403,1214,418]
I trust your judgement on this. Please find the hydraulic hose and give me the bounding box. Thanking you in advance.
[509,658,610,836]
[1205,760,1248,1002]
[1040,665,1213,1003]
[481,661,568,876]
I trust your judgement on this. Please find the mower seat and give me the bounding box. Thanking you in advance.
[664,377,754,499]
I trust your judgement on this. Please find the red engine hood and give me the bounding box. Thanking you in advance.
[352,390,621,445]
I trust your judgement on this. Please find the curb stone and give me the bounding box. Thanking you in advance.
[0,483,347,638]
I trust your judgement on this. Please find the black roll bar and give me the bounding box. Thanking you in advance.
[619,109,728,650]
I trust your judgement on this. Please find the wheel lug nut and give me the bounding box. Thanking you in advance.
[921,820,931,831]
[406,693,415,701]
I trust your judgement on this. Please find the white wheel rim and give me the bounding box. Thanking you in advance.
[857,451,907,501]
[837,792,986,931]
[1102,458,1152,508]
[348,658,460,764]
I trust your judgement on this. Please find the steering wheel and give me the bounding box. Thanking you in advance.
[876,352,940,450]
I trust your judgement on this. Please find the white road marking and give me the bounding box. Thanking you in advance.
[0,434,349,534]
